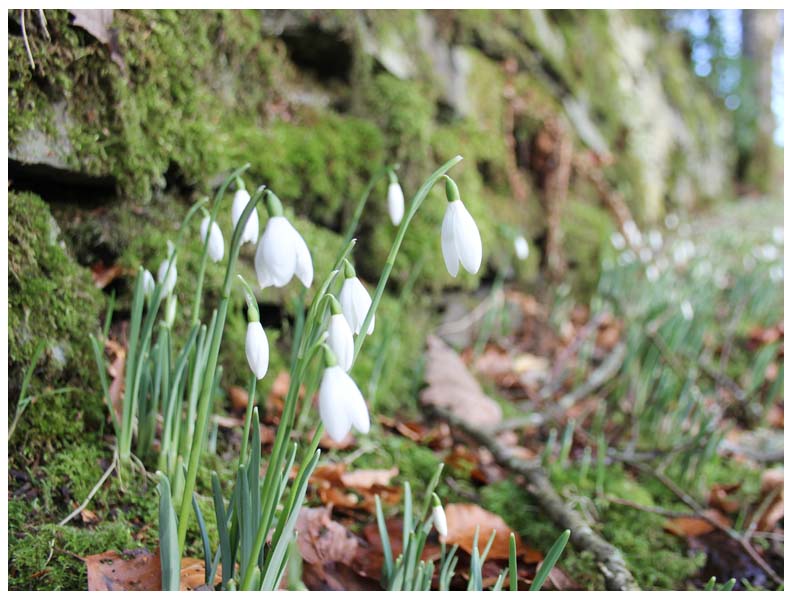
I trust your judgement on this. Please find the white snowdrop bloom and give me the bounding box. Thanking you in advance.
[441,200,483,277]
[665,213,679,230]
[772,227,783,245]
[757,244,779,262]
[339,275,375,335]
[245,321,269,379]
[770,265,784,282]
[681,300,694,321]
[432,495,448,537]
[141,269,155,300]
[164,294,177,328]
[514,235,529,260]
[157,254,177,297]
[327,312,355,372]
[646,264,659,282]
[255,216,313,289]
[610,231,626,251]
[648,230,663,251]
[200,216,224,262]
[387,181,405,226]
[623,220,642,246]
[639,247,653,263]
[618,250,636,266]
[231,189,259,245]
[319,365,370,442]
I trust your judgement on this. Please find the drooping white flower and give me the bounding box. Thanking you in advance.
[772,227,783,244]
[648,230,663,251]
[245,321,269,379]
[339,274,375,335]
[432,494,448,537]
[200,216,225,262]
[610,231,626,251]
[646,264,659,282]
[681,300,694,321]
[164,294,177,328]
[623,220,642,246]
[318,365,370,442]
[231,189,259,245]
[254,216,313,289]
[387,181,405,226]
[327,312,354,372]
[514,235,529,260]
[141,269,155,300]
[441,200,482,277]
[157,253,177,297]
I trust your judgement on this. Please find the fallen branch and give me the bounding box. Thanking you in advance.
[427,405,640,591]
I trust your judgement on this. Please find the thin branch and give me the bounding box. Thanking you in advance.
[428,405,640,591]
[20,10,35,70]
[58,452,118,526]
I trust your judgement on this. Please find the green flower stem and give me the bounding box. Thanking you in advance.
[340,165,391,250]
[191,163,251,326]
[176,184,263,552]
[238,373,258,468]
[353,155,463,359]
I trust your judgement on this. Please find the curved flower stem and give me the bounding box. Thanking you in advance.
[353,155,463,359]
[340,165,392,250]
[177,184,264,553]
[238,373,257,469]
[191,163,251,326]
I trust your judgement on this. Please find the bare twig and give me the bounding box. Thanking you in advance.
[20,10,36,70]
[428,404,640,591]
[58,452,118,527]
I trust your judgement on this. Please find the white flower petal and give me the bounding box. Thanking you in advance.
[157,258,177,297]
[514,236,529,260]
[200,217,225,262]
[141,269,155,299]
[433,505,448,537]
[387,182,405,226]
[327,313,355,372]
[339,277,374,335]
[255,216,297,288]
[441,202,460,277]
[292,228,314,288]
[245,322,269,379]
[319,367,353,442]
[345,383,370,435]
[232,190,259,245]
[452,201,482,274]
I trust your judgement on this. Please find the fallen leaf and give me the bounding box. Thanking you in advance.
[443,504,538,561]
[85,548,160,591]
[296,506,360,565]
[104,338,126,425]
[179,557,221,591]
[228,385,249,413]
[340,467,398,489]
[421,336,502,428]
[709,483,741,514]
[757,468,784,531]
[81,508,100,525]
[664,509,731,537]
[91,261,125,289]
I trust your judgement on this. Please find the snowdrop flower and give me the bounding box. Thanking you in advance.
[648,230,663,251]
[326,295,354,372]
[514,235,529,260]
[318,347,370,442]
[610,231,626,251]
[164,294,177,328]
[339,261,375,335]
[680,300,694,321]
[646,264,659,282]
[772,227,783,244]
[623,220,642,246]
[756,244,779,262]
[245,322,269,379]
[441,176,482,277]
[387,177,405,226]
[432,493,448,537]
[665,213,679,230]
[141,268,155,301]
[618,249,636,266]
[200,216,224,262]
[254,191,313,289]
[157,241,177,297]
[231,187,259,245]
[770,264,784,282]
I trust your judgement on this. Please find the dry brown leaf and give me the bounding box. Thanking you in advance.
[421,336,502,428]
[70,10,114,44]
[179,557,221,591]
[663,509,731,538]
[85,548,160,591]
[91,262,125,289]
[340,467,398,489]
[104,338,125,424]
[81,508,100,525]
[296,506,360,565]
[228,385,249,413]
[757,468,784,531]
[443,504,536,561]
[709,483,741,514]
